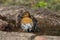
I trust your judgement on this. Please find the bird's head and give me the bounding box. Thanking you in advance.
[23,11,30,17]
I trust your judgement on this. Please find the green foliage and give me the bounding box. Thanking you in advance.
[47,0,60,11]
[37,1,47,8]
[33,1,48,9]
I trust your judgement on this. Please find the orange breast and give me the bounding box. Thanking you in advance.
[21,17,33,24]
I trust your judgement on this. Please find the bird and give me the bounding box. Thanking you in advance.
[17,11,40,32]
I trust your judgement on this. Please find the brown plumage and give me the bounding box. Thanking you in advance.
[17,11,40,32]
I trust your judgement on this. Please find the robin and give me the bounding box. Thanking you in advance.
[17,11,40,32]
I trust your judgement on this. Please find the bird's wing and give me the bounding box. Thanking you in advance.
[30,15,40,32]
[17,14,23,28]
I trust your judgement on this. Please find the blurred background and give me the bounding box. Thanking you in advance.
[0,0,60,11]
